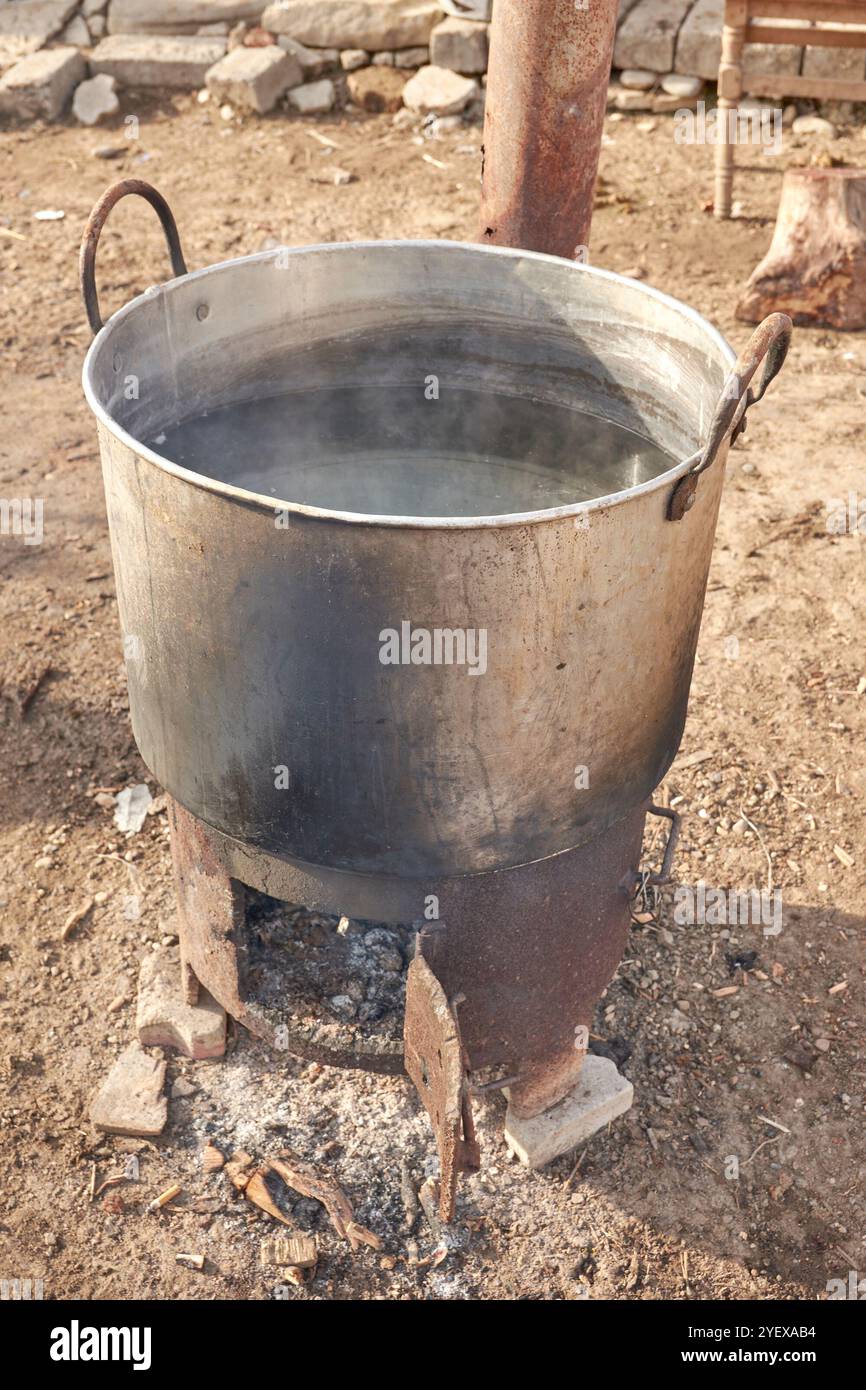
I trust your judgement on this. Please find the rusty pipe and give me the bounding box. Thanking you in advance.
[478,0,618,259]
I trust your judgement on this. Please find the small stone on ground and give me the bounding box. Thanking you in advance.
[287,77,335,113]
[340,48,369,70]
[347,64,406,113]
[792,114,836,138]
[619,68,658,91]
[73,73,119,126]
[661,72,703,98]
[90,1042,167,1137]
[202,1142,225,1172]
[402,64,477,115]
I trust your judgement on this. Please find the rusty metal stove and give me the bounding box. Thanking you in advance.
[167,794,680,1218]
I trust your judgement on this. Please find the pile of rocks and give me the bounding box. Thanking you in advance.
[608,68,705,118]
[1,0,860,125]
[0,0,491,122]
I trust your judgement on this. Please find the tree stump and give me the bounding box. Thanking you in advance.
[737,168,866,330]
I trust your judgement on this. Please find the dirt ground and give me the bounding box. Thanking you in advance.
[1,90,865,1303]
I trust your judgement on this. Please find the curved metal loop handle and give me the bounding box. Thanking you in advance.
[643,803,681,888]
[622,806,683,900]
[622,802,682,901]
[669,312,793,521]
[80,179,188,336]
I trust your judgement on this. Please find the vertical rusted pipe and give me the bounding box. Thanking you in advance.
[478,0,618,259]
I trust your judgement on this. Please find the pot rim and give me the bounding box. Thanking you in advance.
[82,238,736,530]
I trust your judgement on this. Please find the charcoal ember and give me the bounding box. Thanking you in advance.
[589,1034,632,1068]
[726,949,759,975]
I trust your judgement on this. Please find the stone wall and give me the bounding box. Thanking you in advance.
[0,0,864,122]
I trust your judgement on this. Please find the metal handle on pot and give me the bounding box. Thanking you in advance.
[80,179,188,336]
[625,803,681,901]
[641,803,681,888]
[668,312,793,521]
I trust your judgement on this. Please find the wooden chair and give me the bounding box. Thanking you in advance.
[715,0,866,217]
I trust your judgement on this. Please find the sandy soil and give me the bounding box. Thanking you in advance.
[1,90,864,1302]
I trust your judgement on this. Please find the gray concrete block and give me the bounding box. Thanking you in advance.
[430,16,488,75]
[673,0,722,81]
[206,42,301,111]
[0,0,79,64]
[107,1,266,36]
[614,0,694,75]
[743,39,802,81]
[0,46,86,120]
[90,34,227,87]
[261,1,439,52]
[802,40,866,82]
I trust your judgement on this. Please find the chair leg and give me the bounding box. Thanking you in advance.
[715,5,746,218]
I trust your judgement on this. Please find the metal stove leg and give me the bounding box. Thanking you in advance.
[403,956,481,1223]
[416,806,648,1121]
[506,1038,590,1121]
[165,796,406,1071]
[167,796,247,1019]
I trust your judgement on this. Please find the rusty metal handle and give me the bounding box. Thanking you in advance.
[669,312,792,521]
[622,806,683,900]
[644,803,681,887]
[80,179,188,336]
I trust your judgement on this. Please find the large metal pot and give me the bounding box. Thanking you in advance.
[81,182,789,897]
